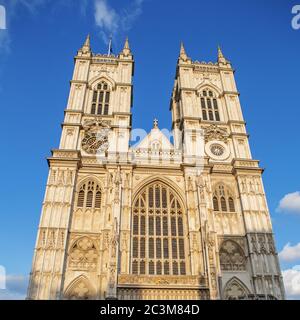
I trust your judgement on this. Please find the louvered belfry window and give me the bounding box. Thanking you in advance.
[131,183,187,275]
[200,89,220,121]
[91,81,110,115]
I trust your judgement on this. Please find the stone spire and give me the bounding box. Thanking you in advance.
[179,41,190,63]
[121,37,132,57]
[78,34,92,57]
[153,118,159,129]
[84,34,90,48]
[217,45,227,64]
[180,42,187,57]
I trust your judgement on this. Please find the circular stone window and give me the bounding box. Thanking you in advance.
[210,144,225,156]
[205,140,230,160]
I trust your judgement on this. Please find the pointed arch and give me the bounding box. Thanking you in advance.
[223,277,250,300]
[75,176,103,210]
[133,176,186,210]
[196,83,222,122]
[195,82,222,97]
[219,239,246,271]
[68,236,99,271]
[88,74,116,91]
[212,183,236,213]
[131,179,189,276]
[64,275,96,300]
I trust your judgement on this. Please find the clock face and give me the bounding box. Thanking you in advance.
[82,131,109,154]
[210,143,225,156]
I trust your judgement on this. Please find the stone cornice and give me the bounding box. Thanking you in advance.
[61,122,82,128]
[221,90,240,96]
[229,132,249,138]
[47,149,81,168]
[70,80,87,85]
[232,158,264,174]
[64,109,83,115]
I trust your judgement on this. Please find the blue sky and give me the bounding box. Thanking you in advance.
[0,0,299,299]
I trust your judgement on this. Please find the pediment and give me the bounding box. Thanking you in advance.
[131,127,174,151]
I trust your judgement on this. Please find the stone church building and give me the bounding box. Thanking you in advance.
[27,36,285,300]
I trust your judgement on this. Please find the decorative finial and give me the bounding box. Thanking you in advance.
[78,34,91,56]
[218,45,224,59]
[153,118,159,129]
[179,41,190,62]
[121,36,131,56]
[124,37,130,50]
[84,34,90,48]
[218,45,228,64]
[180,41,187,56]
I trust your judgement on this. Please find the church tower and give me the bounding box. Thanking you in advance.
[27,38,285,300]
[27,36,134,300]
[170,43,285,299]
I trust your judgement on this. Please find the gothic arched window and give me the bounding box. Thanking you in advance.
[200,89,220,122]
[213,185,235,212]
[76,181,102,209]
[131,182,188,276]
[91,81,110,115]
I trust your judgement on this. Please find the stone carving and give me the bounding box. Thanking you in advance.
[187,176,194,192]
[267,234,276,254]
[65,277,94,300]
[68,237,98,270]
[110,218,119,259]
[82,118,111,130]
[224,277,250,300]
[113,167,122,204]
[204,124,228,143]
[258,235,267,254]
[102,231,110,251]
[251,235,259,254]
[118,288,209,300]
[219,240,246,271]
[50,168,74,186]
[118,274,208,287]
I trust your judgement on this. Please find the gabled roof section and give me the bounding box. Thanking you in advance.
[131,119,174,151]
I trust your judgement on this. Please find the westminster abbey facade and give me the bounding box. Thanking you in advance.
[27,36,285,300]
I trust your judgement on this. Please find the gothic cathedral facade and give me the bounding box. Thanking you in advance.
[27,36,285,300]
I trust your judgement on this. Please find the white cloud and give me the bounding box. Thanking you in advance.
[0,0,48,53]
[0,274,28,300]
[279,242,300,262]
[277,191,300,214]
[282,266,300,300]
[94,0,144,43]
[94,0,119,42]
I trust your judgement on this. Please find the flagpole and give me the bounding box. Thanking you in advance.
[108,35,112,55]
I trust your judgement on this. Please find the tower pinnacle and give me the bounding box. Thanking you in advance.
[78,34,91,57]
[217,45,227,64]
[121,37,132,57]
[179,41,190,63]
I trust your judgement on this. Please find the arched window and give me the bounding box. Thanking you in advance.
[200,89,220,122]
[91,81,110,115]
[76,181,102,209]
[131,182,188,276]
[212,184,236,213]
